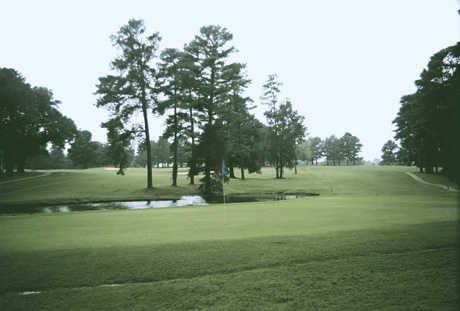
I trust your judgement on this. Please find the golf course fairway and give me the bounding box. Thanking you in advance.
[0,166,458,310]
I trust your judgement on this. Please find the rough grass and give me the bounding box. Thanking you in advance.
[0,166,458,310]
[414,171,459,189]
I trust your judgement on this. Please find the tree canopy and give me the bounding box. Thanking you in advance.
[0,68,77,175]
[393,42,460,181]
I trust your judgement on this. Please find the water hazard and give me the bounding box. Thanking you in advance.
[2,193,319,214]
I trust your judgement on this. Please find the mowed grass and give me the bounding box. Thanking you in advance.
[0,166,459,310]
[0,165,454,206]
[0,168,195,207]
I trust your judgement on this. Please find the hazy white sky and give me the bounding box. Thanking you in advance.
[1,0,459,160]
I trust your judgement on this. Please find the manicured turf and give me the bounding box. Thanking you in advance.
[0,166,458,310]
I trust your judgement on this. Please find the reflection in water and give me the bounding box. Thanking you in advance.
[41,195,207,213]
[38,193,317,213]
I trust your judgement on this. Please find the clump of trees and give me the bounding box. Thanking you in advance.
[0,67,139,175]
[134,138,172,168]
[0,68,77,176]
[262,75,306,178]
[393,43,460,181]
[96,20,307,195]
[296,133,363,166]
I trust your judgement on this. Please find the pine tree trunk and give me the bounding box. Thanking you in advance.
[5,156,13,176]
[117,167,125,175]
[17,156,25,174]
[141,102,153,189]
[240,167,245,180]
[229,166,236,178]
[188,97,196,185]
[172,103,178,187]
[204,68,215,194]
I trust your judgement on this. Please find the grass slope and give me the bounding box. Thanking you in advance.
[0,166,458,310]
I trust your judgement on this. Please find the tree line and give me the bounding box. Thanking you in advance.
[296,133,363,166]
[390,42,459,182]
[1,20,367,192]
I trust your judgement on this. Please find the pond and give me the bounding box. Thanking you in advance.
[2,193,319,214]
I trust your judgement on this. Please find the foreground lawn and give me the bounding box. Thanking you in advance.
[0,166,458,309]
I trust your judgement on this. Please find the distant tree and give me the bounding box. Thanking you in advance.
[262,75,306,177]
[134,145,147,167]
[152,137,170,168]
[102,117,135,175]
[96,19,161,189]
[296,137,324,165]
[277,101,306,177]
[27,146,73,170]
[68,130,104,168]
[296,141,312,164]
[0,68,77,175]
[323,135,340,166]
[340,132,362,165]
[261,74,283,177]
[309,137,323,165]
[380,140,399,165]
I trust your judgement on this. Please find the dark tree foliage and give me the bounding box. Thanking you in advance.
[380,140,399,165]
[225,112,265,180]
[0,68,76,175]
[102,117,135,175]
[27,146,73,170]
[96,19,161,189]
[68,130,110,168]
[196,121,226,196]
[393,42,460,181]
[157,48,198,186]
[185,25,247,195]
[275,101,306,177]
[221,63,263,180]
